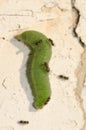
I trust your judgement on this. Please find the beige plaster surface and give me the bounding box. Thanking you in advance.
[0,0,86,130]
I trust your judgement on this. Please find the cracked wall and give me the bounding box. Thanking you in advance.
[0,0,86,130]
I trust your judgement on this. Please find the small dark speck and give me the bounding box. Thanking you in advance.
[18,120,29,125]
[18,24,21,29]
[58,75,69,80]
[2,37,5,40]
[70,48,72,50]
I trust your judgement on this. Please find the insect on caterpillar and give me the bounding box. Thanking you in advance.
[44,62,50,72]
[15,30,52,109]
[48,38,54,46]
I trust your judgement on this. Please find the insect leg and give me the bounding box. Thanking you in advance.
[48,38,54,46]
[44,62,50,72]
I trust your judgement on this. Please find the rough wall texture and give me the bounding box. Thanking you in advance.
[0,0,86,130]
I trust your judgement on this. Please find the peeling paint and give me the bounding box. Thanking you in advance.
[71,1,86,130]
[75,47,86,130]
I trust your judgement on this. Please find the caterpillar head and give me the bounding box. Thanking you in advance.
[15,30,47,49]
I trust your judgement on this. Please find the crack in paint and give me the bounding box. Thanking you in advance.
[71,0,85,48]
[2,78,7,89]
[0,10,33,17]
[71,0,86,130]
[42,1,68,12]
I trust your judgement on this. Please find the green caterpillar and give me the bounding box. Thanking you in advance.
[15,30,53,109]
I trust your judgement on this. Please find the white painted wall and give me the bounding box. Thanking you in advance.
[0,0,86,130]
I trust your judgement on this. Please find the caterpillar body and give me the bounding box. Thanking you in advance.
[15,30,52,109]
